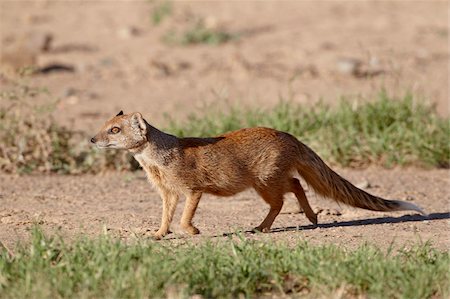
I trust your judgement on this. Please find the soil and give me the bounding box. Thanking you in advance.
[0,2,449,249]
[0,168,449,250]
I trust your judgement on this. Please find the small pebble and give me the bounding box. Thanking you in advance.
[62,87,77,97]
[405,195,415,201]
[336,57,362,75]
[117,26,140,39]
[356,180,371,189]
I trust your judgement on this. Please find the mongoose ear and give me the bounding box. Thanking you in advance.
[116,110,124,116]
[131,112,147,136]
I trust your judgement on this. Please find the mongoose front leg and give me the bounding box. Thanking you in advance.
[291,178,318,225]
[180,192,202,235]
[153,191,179,240]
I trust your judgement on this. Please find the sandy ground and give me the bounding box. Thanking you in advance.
[1,1,448,134]
[0,2,449,249]
[1,168,449,250]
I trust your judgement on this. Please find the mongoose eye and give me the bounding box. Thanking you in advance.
[109,127,121,134]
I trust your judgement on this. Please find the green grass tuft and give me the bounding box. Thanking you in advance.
[150,1,172,26]
[163,20,238,46]
[0,85,448,174]
[0,228,448,298]
[167,92,450,168]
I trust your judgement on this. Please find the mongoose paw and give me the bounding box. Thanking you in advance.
[152,230,168,240]
[151,233,163,240]
[307,213,318,225]
[182,225,200,235]
[253,226,271,233]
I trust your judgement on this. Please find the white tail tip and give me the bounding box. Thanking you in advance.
[395,200,427,216]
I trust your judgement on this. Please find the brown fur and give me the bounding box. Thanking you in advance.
[92,112,424,239]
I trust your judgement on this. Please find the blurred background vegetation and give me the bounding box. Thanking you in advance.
[1,86,448,174]
[0,1,448,174]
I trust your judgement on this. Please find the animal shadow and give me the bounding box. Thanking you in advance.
[221,212,450,237]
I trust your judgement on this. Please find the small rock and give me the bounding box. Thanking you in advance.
[33,195,45,201]
[316,208,342,216]
[336,57,362,75]
[320,41,335,50]
[332,210,342,216]
[117,26,140,39]
[66,96,79,105]
[356,180,371,189]
[36,56,76,73]
[99,57,116,67]
[38,64,75,74]
[369,56,380,68]
[150,59,191,77]
[204,16,218,30]
[62,87,78,97]
[405,195,415,201]
[1,216,13,224]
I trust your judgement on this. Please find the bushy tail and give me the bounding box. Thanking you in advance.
[295,142,425,215]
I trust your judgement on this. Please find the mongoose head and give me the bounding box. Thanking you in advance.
[91,111,147,150]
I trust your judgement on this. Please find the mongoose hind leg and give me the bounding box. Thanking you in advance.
[254,189,284,233]
[291,178,317,225]
[180,192,202,235]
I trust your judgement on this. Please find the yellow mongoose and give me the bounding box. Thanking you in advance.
[91,111,424,239]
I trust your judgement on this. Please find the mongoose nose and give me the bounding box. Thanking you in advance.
[90,137,96,143]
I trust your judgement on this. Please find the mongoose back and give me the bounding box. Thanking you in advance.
[91,111,424,239]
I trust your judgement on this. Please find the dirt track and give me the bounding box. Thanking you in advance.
[1,168,448,250]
